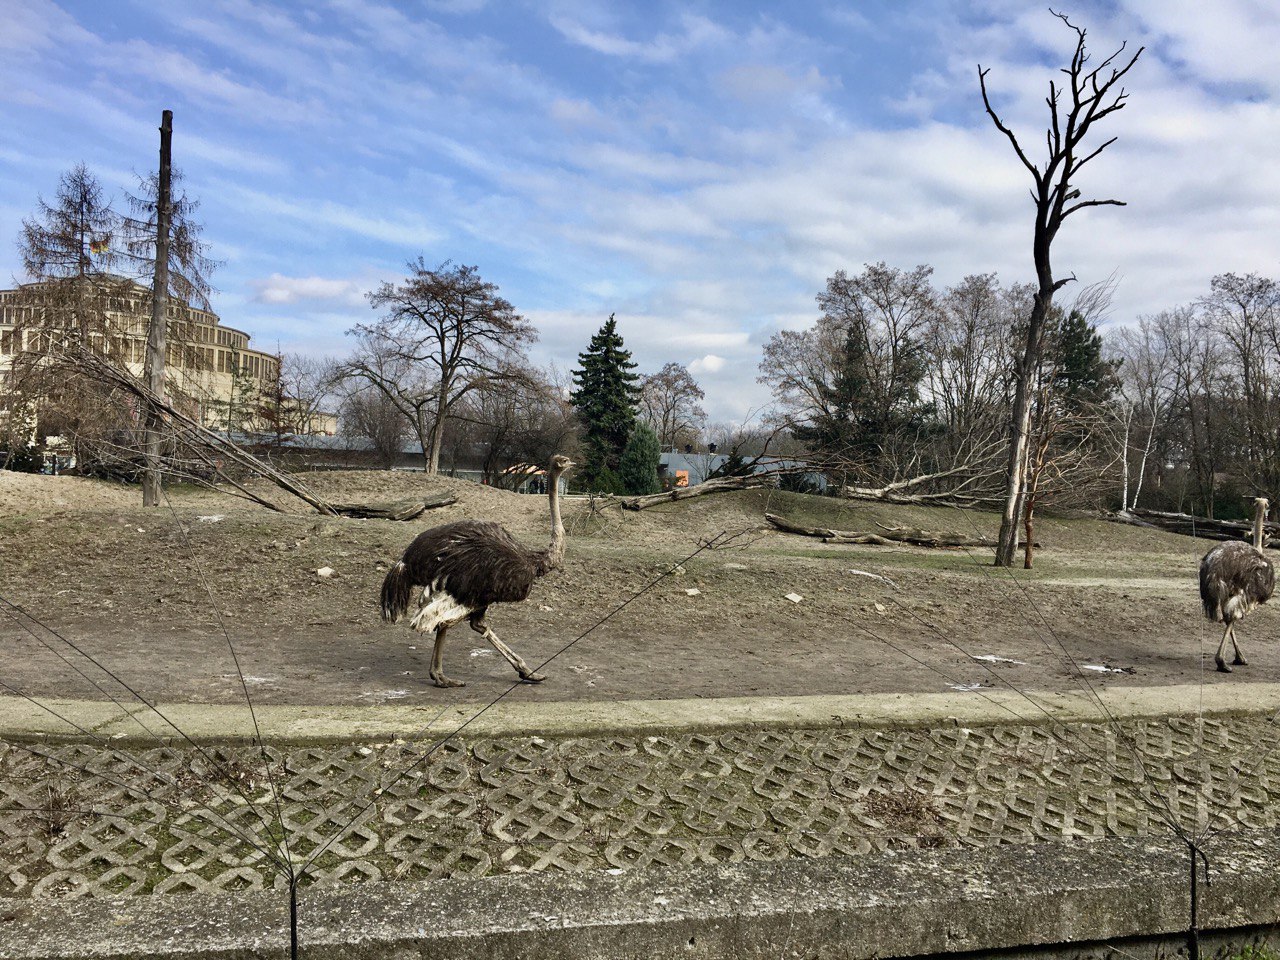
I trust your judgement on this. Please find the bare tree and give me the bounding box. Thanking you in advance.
[445,364,578,486]
[759,262,935,475]
[340,384,410,469]
[979,12,1142,565]
[342,260,536,473]
[640,362,706,449]
[923,275,1022,440]
[1199,273,1280,493]
[1110,316,1176,511]
[279,353,339,436]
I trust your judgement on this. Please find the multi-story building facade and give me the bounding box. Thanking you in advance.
[0,279,287,431]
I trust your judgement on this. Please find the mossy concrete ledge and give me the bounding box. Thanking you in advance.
[4,831,1280,960]
[7,683,1280,745]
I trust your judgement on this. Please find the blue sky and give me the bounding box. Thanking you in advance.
[3,0,1279,422]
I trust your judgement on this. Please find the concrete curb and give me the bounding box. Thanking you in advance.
[2,682,1279,744]
[4,830,1279,959]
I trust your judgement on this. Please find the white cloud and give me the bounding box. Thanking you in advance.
[548,12,727,62]
[250,274,367,306]
[6,0,1280,426]
[217,184,444,249]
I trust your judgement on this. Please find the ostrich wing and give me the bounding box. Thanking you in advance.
[402,520,539,608]
[1200,540,1276,620]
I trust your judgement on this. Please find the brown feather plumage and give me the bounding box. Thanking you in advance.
[1199,539,1275,623]
[387,519,543,615]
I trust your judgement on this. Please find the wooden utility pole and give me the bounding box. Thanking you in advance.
[142,109,172,507]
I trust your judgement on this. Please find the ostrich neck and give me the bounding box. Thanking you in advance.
[1255,506,1267,550]
[545,474,566,569]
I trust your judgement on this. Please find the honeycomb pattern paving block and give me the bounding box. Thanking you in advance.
[4,715,1280,898]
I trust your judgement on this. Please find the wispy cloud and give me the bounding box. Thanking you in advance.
[217,184,444,249]
[548,11,727,62]
[249,274,368,307]
[3,1,1280,422]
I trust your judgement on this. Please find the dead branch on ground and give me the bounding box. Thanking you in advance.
[764,513,1021,548]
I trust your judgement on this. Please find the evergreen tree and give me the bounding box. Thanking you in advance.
[592,465,623,496]
[792,326,871,456]
[569,314,641,484]
[618,422,661,495]
[1050,309,1118,411]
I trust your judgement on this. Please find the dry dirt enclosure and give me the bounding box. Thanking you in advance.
[0,469,1260,708]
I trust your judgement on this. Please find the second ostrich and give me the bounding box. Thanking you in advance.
[1199,496,1275,673]
[380,455,573,687]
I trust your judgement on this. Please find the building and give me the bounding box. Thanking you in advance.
[0,279,315,432]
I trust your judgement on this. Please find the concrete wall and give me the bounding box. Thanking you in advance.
[4,830,1279,959]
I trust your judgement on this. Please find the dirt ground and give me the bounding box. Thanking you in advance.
[0,468,1267,708]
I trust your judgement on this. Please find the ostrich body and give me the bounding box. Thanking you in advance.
[1199,497,1275,673]
[380,455,572,687]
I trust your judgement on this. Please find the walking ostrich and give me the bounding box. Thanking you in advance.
[380,455,574,687]
[1199,497,1275,673]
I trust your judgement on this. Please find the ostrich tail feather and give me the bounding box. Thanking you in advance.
[1202,594,1221,622]
[381,561,412,623]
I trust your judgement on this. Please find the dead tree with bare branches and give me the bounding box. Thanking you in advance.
[979,12,1142,566]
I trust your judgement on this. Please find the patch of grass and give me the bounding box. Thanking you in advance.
[37,781,78,840]
[1226,946,1280,960]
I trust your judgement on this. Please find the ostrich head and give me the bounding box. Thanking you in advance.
[549,454,574,477]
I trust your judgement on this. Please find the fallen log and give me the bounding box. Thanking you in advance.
[1114,508,1280,546]
[329,493,457,521]
[620,475,771,510]
[764,513,1018,548]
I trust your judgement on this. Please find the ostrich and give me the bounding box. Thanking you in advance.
[1199,496,1275,673]
[379,455,574,688]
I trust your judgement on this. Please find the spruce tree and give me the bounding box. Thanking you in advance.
[1050,309,1118,411]
[569,314,641,484]
[618,422,661,495]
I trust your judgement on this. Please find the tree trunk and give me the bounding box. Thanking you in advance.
[424,390,449,475]
[1120,404,1132,512]
[1023,495,1035,568]
[995,288,1053,565]
[142,109,172,508]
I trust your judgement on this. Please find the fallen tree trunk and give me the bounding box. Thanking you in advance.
[329,493,457,521]
[621,475,772,510]
[1109,508,1279,546]
[764,513,1021,548]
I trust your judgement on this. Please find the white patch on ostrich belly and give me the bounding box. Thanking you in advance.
[1224,595,1258,621]
[409,591,474,633]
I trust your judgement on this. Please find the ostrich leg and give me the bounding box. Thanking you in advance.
[469,613,545,682]
[1229,624,1248,666]
[429,624,465,688]
[1215,623,1234,673]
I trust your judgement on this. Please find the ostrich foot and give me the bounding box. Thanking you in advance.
[1216,659,1232,673]
[1234,654,1249,666]
[519,669,546,683]
[431,673,466,688]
